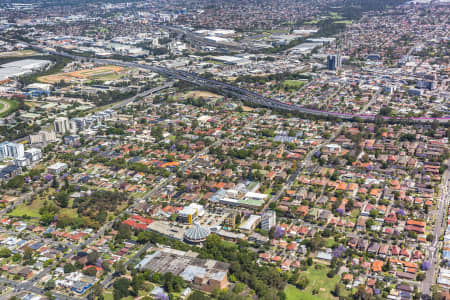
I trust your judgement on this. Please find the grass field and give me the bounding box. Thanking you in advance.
[283,80,307,90]
[0,50,37,58]
[329,12,343,19]
[9,195,46,218]
[285,265,341,300]
[91,73,123,81]
[9,189,78,219]
[0,98,19,118]
[38,65,124,84]
[334,20,352,24]
[304,19,320,25]
[285,284,325,300]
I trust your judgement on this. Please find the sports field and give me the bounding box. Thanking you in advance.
[38,65,124,83]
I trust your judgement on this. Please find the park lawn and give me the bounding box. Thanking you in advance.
[10,190,78,219]
[325,237,337,248]
[0,98,19,118]
[59,207,79,219]
[9,195,46,218]
[282,80,307,90]
[290,265,341,300]
[285,284,324,300]
[103,291,113,300]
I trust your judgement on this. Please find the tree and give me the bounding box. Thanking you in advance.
[87,251,100,265]
[187,291,211,300]
[6,175,24,189]
[51,179,59,189]
[369,209,378,218]
[11,253,21,262]
[23,246,33,261]
[137,231,151,244]
[83,266,97,277]
[382,260,391,272]
[113,277,131,299]
[114,261,126,275]
[296,274,309,289]
[117,223,132,241]
[334,283,344,297]
[64,263,76,273]
[416,272,425,281]
[44,291,55,300]
[55,191,69,208]
[96,210,107,223]
[45,280,56,290]
[102,260,111,273]
[88,283,104,300]
[261,288,279,300]
[0,247,11,258]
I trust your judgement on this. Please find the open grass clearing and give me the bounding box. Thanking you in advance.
[286,264,342,300]
[334,20,352,24]
[9,189,78,219]
[0,98,19,117]
[186,90,222,99]
[282,80,307,90]
[0,50,37,58]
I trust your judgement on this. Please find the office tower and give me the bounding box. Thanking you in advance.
[327,54,341,71]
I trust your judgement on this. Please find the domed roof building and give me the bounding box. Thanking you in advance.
[184,223,210,244]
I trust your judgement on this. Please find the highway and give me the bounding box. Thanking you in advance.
[110,82,174,109]
[26,43,450,124]
[158,25,245,51]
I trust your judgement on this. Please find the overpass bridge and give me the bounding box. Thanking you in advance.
[30,44,450,124]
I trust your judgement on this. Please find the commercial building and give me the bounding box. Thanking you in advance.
[178,203,205,224]
[24,148,43,163]
[261,210,276,231]
[0,59,51,81]
[184,223,211,244]
[137,248,229,293]
[47,162,68,175]
[0,142,24,160]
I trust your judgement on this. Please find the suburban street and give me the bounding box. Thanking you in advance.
[421,160,449,296]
